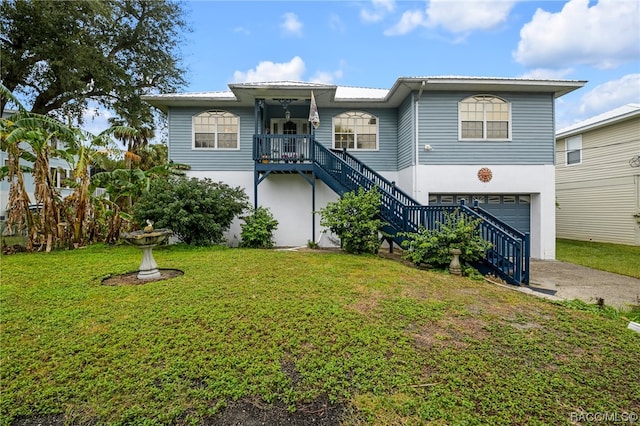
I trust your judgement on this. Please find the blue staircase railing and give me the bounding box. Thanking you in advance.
[311,140,530,285]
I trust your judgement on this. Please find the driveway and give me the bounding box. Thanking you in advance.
[523,259,640,310]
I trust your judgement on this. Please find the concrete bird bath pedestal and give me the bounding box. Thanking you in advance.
[122,222,172,280]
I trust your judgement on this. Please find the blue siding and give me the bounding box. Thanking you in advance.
[418,92,555,165]
[166,90,556,172]
[397,95,414,170]
[168,106,255,171]
[314,107,398,171]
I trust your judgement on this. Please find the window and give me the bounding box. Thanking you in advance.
[566,135,582,165]
[472,195,485,204]
[459,95,510,140]
[193,110,239,149]
[333,111,378,150]
[50,167,70,188]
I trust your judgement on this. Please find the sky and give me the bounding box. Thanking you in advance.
[85,0,640,134]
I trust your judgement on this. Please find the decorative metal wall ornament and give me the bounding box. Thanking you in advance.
[477,167,493,182]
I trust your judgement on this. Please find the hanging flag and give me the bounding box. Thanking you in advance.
[308,91,320,129]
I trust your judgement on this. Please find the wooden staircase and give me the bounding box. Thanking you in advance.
[312,142,530,285]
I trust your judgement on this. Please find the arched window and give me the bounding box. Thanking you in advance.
[193,110,239,149]
[459,95,510,140]
[333,111,378,150]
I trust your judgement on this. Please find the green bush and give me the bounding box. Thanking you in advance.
[401,209,492,270]
[319,187,387,254]
[132,176,249,246]
[239,206,278,248]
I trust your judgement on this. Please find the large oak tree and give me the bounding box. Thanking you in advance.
[1,0,188,133]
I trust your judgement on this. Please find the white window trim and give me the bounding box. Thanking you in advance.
[565,135,582,166]
[332,111,380,151]
[458,95,512,142]
[192,110,241,151]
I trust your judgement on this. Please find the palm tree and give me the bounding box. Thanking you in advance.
[1,84,77,250]
[64,126,139,246]
[109,116,154,169]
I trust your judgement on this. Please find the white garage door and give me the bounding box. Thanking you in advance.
[430,194,531,234]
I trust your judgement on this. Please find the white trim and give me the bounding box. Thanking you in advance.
[191,110,241,151]
[458,94,512,142]
[565,135,582,166]
[270,118,309,135]
[412,164,556,259]
[332,111,380,151]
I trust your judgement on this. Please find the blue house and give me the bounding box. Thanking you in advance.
[143,76,585,284]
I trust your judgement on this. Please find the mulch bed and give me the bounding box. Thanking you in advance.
[101,268,184,286]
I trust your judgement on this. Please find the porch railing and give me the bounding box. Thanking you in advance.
[254,134,313,163]
[252,135,530,285]
[312,141,530,285]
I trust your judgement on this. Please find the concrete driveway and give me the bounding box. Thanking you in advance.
[524,259,640,310]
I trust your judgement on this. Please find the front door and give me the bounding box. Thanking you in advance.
[270,119,308,135]
[271,119,309,157]
[283,121,297,152]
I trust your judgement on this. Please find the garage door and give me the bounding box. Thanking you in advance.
[430,194,531,234]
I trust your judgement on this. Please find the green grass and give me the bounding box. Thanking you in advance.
[557,238,640,278]
[2,244,639,425]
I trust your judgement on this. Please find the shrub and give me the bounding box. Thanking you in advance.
[239,206,278,248]
[132,176,249,246]
[400,209,492,270]
[319,187,387,254]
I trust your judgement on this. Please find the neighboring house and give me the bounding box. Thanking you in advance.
[0,109,74,223]
[555,104,640,246]
[143,76,585,283]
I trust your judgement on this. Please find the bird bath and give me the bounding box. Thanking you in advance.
[122,224,172,280]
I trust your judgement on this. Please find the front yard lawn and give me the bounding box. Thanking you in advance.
[557,238,640,278]
[1,244,639,425]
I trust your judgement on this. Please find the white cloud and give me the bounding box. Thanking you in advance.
[310,61,345,85]
[232,57,306,83]
[233,26,250,36]
[514,0,640,69]
[383,0,515,37]
[361,0,395,23]
[328,14,346,33]
[424,0,515,33]
[578,73,640,115]
[555,73,640,129]
[384,10,425,36]
[281,12,303,37]
[82,105,113,136]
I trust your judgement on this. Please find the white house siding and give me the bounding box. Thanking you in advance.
[556,118,640,245]
[185,170,396,248]
[405,164,556,260]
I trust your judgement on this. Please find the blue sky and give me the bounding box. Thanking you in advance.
[87,0,640,133]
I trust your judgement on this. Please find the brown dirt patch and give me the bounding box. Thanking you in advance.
[208,396,344,426]
[10,396,345,425]
[410,316,490,350]
[101,269,184,286]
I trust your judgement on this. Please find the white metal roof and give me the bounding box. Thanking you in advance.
[556,103,640,138]
[142,76,586,112]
